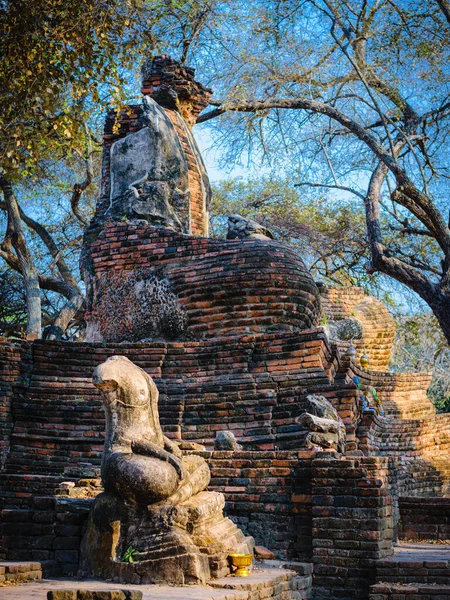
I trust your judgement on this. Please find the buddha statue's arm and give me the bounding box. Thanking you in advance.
[163,436,182,458]
[131,439,186,480]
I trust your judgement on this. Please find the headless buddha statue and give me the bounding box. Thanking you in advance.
[93,355,210,506]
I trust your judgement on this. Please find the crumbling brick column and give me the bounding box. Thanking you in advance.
[0,341,30,470]
[312,455,394,599]
[92,56,212,238]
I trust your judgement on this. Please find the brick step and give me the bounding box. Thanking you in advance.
[210,560,312,600]
[14,400,102,410]
[13,409,103,420]
[370,582,450,599]
[0,560,42,583]
[10,428,104,439]
[399,497,450,542]
[4,458,102,475]
[7,433,104,450]
[0,563,312,599]
[0,474,70,498]
[376,547,450,586]
[3,449,102,474]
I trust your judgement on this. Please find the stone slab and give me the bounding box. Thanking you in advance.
[387,542,450,563]
[0,577,249,600]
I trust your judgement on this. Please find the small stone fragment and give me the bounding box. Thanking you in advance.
[47,591,76,600]
[227,214,274,240]
[59,482,76,489]
[177,441,206,451]
[254,546,276,559]
[214,431,242,451]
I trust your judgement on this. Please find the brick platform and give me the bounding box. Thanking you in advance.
[369,543,450,599]
[399,498,450,541]
[0,563,312,600]
[0,560,42,583]
[369,583,450,599]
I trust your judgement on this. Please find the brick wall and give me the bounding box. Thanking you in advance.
[312,455,394,600]
[370,583,450,599]
[348,361,434,419]
[0,332,339,493]
[399,497,450,541]
[1,451,315,569]
[86,224,321,341]
[1,496,92,576]
[0,341,30,469]
[204,450,315,561]
[164,108,210,236]
[321,287,396,371]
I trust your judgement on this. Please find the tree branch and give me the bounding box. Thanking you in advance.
[0,176,41,339]
[437,0,450,25]
[198,95,450,255]
[294,181,366,200]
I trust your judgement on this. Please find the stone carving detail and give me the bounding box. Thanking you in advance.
[79,356,253,584]
[227,214,274,240]
[299,395,346,453]
[108,97,190,232]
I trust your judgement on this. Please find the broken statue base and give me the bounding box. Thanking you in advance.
[79,490,254,585]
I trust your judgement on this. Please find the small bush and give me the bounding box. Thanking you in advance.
[94,268,188,342]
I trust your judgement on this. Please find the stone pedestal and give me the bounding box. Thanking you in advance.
[79,491,253,585]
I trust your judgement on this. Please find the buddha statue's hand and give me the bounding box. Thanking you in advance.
[131,439,186,481]
[170,454,187,481]
[163,435,183,458]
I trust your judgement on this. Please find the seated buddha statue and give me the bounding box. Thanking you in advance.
[93,355,210,506]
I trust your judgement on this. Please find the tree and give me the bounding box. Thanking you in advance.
[211,177,370,284]
[0,0,189,338]
[157,0,450,344]
[0,158,98,339]
[391,312,450,412]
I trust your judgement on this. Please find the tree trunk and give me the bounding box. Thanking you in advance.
[428,293,450,347]
[0,177,42,339]
[46,290,85,340]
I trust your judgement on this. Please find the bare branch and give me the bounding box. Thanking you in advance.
[294,181,366,201]
[437,0,450,25]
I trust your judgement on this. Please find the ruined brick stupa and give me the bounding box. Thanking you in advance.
[81,56,320,345]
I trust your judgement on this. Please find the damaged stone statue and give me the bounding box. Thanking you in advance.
[95,355,209,506]
[299,395,346,453]
[227,214,274,241]
[107,97,190,232]
[79,356,253,585]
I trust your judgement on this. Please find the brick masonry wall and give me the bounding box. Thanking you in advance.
[0,341,30,469]
[1,496,92,576]
[164,108,210,236]
[312,455,394,600]
[370,583,450,599]
[1,451,314,568]
[204,450,315,561]
[356,409,450,496]
[86,224,321,340]
[321,287,396,372]
[347,361,434,419]
[0,332,356,492]
[374,553,450,587]
[399,497,450,541]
